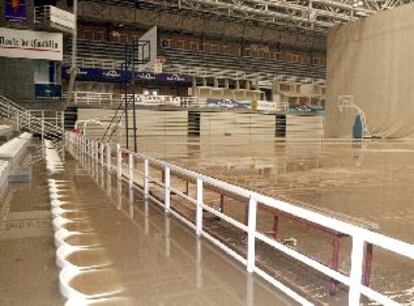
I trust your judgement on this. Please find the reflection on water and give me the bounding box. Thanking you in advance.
[66,157,297,306]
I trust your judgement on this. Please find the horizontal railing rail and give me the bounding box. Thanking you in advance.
[65,131,414,306]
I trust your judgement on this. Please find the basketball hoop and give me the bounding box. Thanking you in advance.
[338,95,373,138]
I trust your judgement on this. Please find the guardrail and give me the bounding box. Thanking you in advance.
[0,95,64,141]
[69,91,205,108]
[65,131,414,306]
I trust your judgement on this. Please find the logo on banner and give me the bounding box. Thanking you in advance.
[207,98,248,109]
[65,67,88,76]
[103,70,121,78]
[5,0,26,22]
[166,74,185,82]
[136,72,156,80]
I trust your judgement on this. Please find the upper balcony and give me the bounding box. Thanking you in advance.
[34,5,75,34]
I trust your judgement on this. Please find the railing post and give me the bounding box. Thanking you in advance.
[106,143,111,170]
[128,152,134,188]
[196,178,203,236]
[95,140,99,162]
[89,139,93,159]
[247,195,258,273]
[83,136,87,160]
[27,111,31,131]
[100,142,104,166]
[348,237,364,306]
[116,144,122,180]
[41,119,44,143]
[143,159,149,199]
[164,166,170,213]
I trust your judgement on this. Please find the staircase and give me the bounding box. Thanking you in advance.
[0,95,64,142]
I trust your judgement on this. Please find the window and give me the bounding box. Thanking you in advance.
[313,57,321,66]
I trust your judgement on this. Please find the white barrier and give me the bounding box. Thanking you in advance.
[0,132,32,166]
[65,132,414,306]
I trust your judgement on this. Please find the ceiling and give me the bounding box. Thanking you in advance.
[101,0,414,33]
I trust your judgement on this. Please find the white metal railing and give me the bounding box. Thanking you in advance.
[28,110,65,129]
[63,56,123,70]
[65,131,414,306]
[70,91,205,108]
[275,102,290,113]
[0,95,64,142]
[72,92,119,106]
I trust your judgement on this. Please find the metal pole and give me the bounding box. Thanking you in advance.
[131,39,138,153]
[124,43,130,150]
[66,0,78,104]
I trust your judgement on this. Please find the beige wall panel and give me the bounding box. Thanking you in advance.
[326,4,414,138]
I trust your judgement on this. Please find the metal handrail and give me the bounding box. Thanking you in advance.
[0,95,64,141]
[66,132,414,306]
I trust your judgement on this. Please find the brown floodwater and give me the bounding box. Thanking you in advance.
[64,233,101,247]
[65,248,110,268]
[62,220,94,233]
[68,269,123,296]
[55,156,299,306]
[125,135,414,305]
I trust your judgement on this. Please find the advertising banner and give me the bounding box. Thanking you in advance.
[5,0,26,22]
[0,28,63,61]
[206,98,249,110]
[62,66,192,84]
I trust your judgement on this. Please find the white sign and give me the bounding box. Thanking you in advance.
[50,6,76,31]
[255,101,277,111]
[0,28,63,61]
[135,95,181,106]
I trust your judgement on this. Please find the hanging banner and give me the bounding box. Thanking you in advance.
[0,27,63,61]
[62,66,192,84]
[5,0,26,22]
